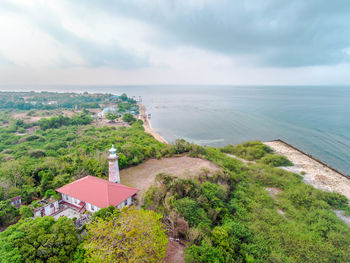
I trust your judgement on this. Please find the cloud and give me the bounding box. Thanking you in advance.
[78,0,350,67]
[0,0,350,85]
[0,0,149,69]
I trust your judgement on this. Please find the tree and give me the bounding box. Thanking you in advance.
[185,241,224,263]
[0,200,19,226]
[105,112,119,123]
[122,113,136,124]
[19,206,33,218]
[1,159,23,188]
[0,216,79,263]
[120,93,128,101]
[84,206,168,263]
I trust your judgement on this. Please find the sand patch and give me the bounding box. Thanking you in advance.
[334,210,350,228]
[138,103,168,144]
[265,187,282,199]
[120,156,220,202]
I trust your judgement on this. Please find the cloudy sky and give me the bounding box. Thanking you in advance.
[0,0,350,85]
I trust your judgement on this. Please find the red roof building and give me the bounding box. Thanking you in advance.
[56,176,139,213]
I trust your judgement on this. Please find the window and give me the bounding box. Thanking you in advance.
[91,205,94,211]
[124,200,128,206]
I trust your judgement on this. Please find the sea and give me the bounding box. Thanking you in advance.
[2,85,350,175]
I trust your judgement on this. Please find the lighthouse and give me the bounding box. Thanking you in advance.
[108,145,120,184]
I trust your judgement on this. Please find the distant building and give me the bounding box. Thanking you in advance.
[55,146,138,213]
[97,106,118,118]
[10,196,22,208]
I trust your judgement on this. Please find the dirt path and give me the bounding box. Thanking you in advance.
[138,103,168,144]
[164,239,186,263]
[226,153,256,165]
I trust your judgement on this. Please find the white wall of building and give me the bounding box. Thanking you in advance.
[62,194,81,207]
[85,202,100,213]
[116,196,132,209]
[60,194,134,213]
[33,200,59,218]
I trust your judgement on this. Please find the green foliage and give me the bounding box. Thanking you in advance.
[173,139,192,154]
[175,198,210,227]
[84,206,168,263]
[19,206,33,219]
[44,189,60,200]
[260,153,293,167]
[145,146,350,262]
[319,191,349,209]
[105,112,119,122]
[1,92,350,263]
[122,113,136,124]
[185,241,224,263]
[0,91,106,110]
[0,216,79,262]
[0,201,19,226]
[38,112,92,130]
[221,140,273,161]
[0,116,168,204]
[91,205,119,220]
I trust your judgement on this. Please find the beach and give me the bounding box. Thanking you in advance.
[138,103,168,144]
[265,140,350,200]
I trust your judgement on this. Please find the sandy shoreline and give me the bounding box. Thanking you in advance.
[264,140,350,200]
[138,103,168,144]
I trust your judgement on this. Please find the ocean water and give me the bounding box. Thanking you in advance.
[2,85,350,175]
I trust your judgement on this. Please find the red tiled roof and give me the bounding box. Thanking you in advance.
[56,176,139,208]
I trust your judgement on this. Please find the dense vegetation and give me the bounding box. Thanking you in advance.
[38,111,92,130]
[0,119,171,203]
[0,216,79,262]
[0,91,112,110]
[145,145,350,262]
[83,206,168,262]
[221,140,293,167]
[0,201,19,227]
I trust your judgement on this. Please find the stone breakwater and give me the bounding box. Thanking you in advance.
[264,140,350,200]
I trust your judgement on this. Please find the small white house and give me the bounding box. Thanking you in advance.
[33,199,59,218]
[10,196,22,208]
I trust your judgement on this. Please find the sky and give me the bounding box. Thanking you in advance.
[0,0,350,86]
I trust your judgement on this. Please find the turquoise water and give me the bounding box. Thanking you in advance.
[2,85,350,175]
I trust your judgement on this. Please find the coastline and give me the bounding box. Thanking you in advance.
[138,103,168,144]
[136,102,350,200]
[264,140,350,200]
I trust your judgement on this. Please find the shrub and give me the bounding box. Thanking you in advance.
[221,141,273,161]
[260,154,293,167]
[319,191,348,209]
[175,198,210,227]
[19,205,33,218]
[122,113,136,124]
[28,149,46,158]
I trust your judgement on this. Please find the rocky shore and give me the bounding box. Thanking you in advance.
[265,140,350,200]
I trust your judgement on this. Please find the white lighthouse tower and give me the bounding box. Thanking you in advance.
[108,145,120,184]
